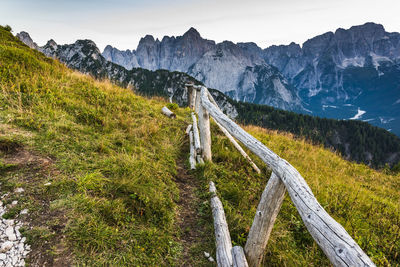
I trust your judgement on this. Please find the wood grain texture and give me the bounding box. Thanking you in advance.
[191,112,201,154]
[185,124,192,135]
[161,106,176,118]
[200,87,375,267]
[232,246,249,267]
[189,131,196,170]
[198,87,212,161]
[245,172,285,267]
[209,181,233,267]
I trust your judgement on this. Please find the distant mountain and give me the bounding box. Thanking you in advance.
[16,30,400,168]
[263,22,400,135]
[102,23,400,136]
[102,28,305,112]
[16,31,238,117]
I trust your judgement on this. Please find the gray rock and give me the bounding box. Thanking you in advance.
[5,227,16,241]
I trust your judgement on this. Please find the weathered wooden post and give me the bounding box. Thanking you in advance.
[191,112,201,154]
[198,86,212,161]
[244,172,286,267]
[189,131,196,170]
[209,181,233,267]
[185,83,196,110]
[195,86,201,114]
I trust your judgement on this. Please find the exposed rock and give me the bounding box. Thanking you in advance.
[100,28,304,111]
[263,22,400,134]
[16,32,38,50]
[14,188,24,193]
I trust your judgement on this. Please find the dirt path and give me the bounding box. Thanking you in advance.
[174,143,213,267]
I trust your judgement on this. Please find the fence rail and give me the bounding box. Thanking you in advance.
[184,84,375,267]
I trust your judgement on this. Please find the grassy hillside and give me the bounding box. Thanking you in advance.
[1,25,399,266]
[196,123,400,266]
[0,25,193,265]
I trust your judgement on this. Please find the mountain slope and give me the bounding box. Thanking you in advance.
[0,25,198,265]
[16,30,400,168]
[1,25,399,266]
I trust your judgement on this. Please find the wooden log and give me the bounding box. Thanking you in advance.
[190,89,196,110]
[195,87,201,114]
[206,90,260,173]
[196,155,204,164]
[186,85,196,110]
[189,131,196,170]
[200,87,375,267]
[185,124,192,135]
[232,246,249,267]
[209,181,233,267]
[198,87,212,161]
[217,120,260,173]
[191,112,201,154]
[245,172,286,267]
[161,106,176,118]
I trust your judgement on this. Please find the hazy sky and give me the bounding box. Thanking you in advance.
[1,0,400,51]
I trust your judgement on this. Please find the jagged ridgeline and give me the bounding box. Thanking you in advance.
[16,29,400,169]
[1,25,400,266]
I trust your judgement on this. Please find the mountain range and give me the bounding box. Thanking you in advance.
[15,26,400,168]
[100,23,400,136]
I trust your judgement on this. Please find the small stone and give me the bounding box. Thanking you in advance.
[11,200,18,206]
[208,256,215,262]
[14,188,24,193]
[204,251,210,258]
[0,253,6,260]
[5,227,16,241]
[0,241,13,253]
[19,209,28,215]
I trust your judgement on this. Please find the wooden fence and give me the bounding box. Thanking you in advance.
[185,84,375,267]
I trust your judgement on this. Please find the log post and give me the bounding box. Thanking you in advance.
[189,131,196,170]
[161,106,176,118]
[195,87,201,114]
[185,83,197,110]
[185,124,192,135]
[191,112,201,154]
[210,181,233,267]
[232,246,249,267]
[198,87,212,161]
[244,172,286,267]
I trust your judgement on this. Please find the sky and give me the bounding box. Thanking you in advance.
[1,0,400,51]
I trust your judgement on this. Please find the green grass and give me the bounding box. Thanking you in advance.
[1,25,399,266]
[196,124,400,266]
[0,26,191,265]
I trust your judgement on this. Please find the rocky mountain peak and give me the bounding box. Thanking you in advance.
[16,31,38,49]
[139,35,156,45]
[183,27,201,38]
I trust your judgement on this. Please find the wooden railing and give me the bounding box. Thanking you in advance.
[185,84,375,267]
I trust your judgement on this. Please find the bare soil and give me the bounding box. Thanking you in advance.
[0,126,73,266]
